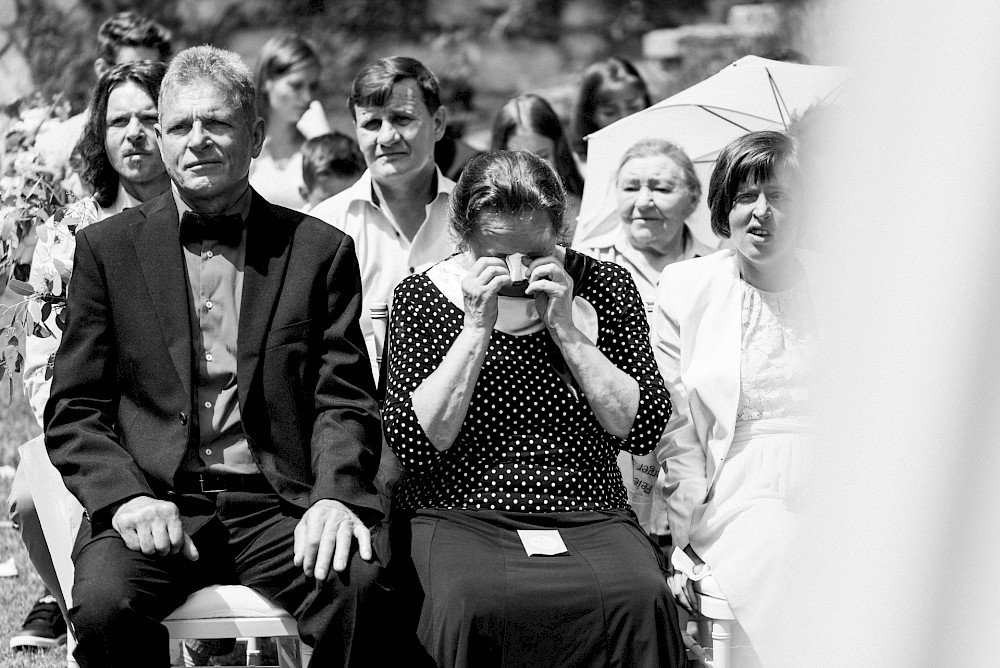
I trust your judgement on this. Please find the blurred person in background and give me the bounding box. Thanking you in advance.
[9,60,170,656]
[298,132,365,212]
[569,57,652,174]
[652,130,815,666]
[309,56,456,383]
[434,72,483,181]
[249,34,327,210]
[491,93,584,242]
[384,150,685,668]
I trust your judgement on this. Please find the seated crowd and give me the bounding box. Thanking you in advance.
[4,10,815,668]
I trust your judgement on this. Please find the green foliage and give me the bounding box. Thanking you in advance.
[605,0,708,45]
[16,1,95,113]
[668,31,789,97]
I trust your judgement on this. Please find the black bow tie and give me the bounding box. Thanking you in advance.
[179,210,244,247]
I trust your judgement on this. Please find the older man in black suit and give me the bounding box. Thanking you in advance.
[44,45,386,668]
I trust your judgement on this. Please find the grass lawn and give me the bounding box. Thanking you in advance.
[0,388,63,668]
[0,387,271,666]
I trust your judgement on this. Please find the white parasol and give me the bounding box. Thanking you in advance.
[574,55,849,247]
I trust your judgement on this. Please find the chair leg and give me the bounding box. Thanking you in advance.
[180,641,197,667]
[66,628,79,668]
[711,619,732,668]
[245,637,262,666]
[299,641,312,668]
[276,637,300,668]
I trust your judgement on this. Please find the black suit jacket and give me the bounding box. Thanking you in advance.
[44,190,382,531]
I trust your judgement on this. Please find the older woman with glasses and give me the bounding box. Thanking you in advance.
[577,137,714,309]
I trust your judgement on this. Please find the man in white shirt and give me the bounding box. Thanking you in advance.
[310,56,457,382]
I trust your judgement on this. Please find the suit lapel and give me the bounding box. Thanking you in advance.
[237,192,292,407]
[132,193,193,401]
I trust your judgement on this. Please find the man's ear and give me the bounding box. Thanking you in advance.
[250,116,267,159]
[94,58,110,78]
[432,105,447,143]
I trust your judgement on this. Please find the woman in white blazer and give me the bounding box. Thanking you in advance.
[652,130,817,665]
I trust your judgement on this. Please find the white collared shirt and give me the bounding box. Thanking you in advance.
[575,225,716,309]
[309,167,457,380]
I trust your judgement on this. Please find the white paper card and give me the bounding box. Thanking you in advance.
[517,529,569,556]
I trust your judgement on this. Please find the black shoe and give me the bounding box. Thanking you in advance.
[9,595,67,651]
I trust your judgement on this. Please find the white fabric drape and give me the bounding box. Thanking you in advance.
[771,2,1000,666]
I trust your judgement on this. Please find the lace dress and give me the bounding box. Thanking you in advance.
[688,279,817,666]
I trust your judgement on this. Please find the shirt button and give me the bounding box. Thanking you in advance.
[205,353,213,362]
[205,300,213,309]
[179,412,188,425]
[204,448,213,456]
[204,401,212,409]
[206,250,214,258]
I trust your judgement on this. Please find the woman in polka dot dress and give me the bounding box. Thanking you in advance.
[383,150,685,668]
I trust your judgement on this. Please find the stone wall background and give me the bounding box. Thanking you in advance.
[0,0,819,143]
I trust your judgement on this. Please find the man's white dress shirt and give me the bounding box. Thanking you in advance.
[309,167,456,380]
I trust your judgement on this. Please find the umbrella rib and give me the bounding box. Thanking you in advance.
[766,68,792,128]
[698,105,754,132]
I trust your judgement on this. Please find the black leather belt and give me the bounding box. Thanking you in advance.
[174,472,272,494]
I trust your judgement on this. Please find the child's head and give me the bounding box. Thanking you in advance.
[300,132,365,208]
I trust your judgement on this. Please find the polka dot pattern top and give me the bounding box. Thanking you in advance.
[383,250,671,513]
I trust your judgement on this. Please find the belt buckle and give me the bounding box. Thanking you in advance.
[198,474,226,494]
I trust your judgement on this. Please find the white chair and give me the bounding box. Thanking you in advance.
[18,436,309,668]
[692,592,739,668]
[164,586,308,667]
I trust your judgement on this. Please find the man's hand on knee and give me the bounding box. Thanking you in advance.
[111,496,199,561]
[293,499,372,581]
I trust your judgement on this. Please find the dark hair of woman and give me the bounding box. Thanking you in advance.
[253,34,321,121]
[450,150,568,251]
[491,94,584,199]
[74,60,168,208]
[570,57,652,159]
[707,130,799,238]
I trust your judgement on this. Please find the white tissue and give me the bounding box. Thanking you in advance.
[505,253,528,282]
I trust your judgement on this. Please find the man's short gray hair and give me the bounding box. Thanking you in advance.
[160,45,258,127]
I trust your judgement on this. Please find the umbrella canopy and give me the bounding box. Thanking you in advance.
[574,55,849,247]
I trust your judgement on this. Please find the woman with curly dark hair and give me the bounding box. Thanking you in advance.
[74,59,169,207]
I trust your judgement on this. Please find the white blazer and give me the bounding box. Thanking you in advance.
[651,250,743,549]
[651,248,821,548]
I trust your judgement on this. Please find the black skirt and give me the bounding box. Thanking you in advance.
[400,508,685,668]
